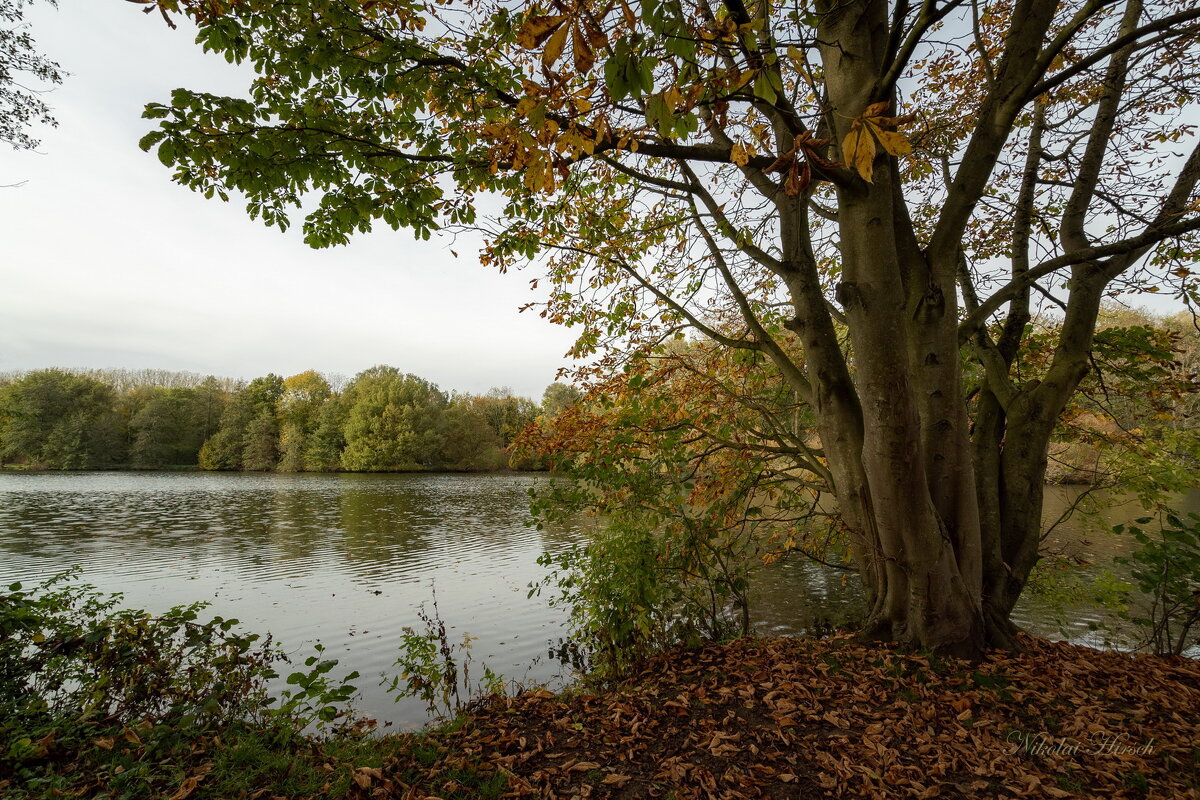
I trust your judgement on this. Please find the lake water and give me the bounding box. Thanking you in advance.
[0,471,1194,726]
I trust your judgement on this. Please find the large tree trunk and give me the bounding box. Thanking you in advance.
[801,0,987,657]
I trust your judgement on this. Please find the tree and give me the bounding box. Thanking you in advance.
[440,400,505,470]
[280,370,332,432]
[304,395,349,471]
[340,366,448,471]
[467,388,540,446]
[277,370,333,471]
[138,0,1200,655]
[129,387,204,468]
[1,0,63,154]
[542,382,583,419]
[0,370,122,468]
[518,340,820,670]
[198,374,283,470]
[241,408,279,471]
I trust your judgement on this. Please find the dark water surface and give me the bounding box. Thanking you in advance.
[1,472,1195,725]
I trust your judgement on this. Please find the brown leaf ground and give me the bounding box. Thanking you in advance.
[360,635,1199,800]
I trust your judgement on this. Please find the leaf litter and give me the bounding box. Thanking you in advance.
[355,634,1199,799]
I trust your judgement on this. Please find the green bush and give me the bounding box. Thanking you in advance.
[0,570,361,798]
[531,512,752,682]
[1115,512,1200,656]
[384,590,505,719]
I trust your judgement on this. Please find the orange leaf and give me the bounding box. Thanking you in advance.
[864,100,890,117]
[763,153,791,174]
[784,159,811,196]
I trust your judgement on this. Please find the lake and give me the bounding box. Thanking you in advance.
[0,471,1193,726]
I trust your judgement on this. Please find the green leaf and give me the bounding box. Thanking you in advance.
[753,71,777,105]
[156,139,177,167]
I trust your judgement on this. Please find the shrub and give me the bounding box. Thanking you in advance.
[1115,512,1200,656]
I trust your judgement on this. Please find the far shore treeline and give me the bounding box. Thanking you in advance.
[0,367,582,472]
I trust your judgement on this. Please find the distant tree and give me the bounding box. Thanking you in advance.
[304,395,348,471]
[241,409,279,471]
[0,370,122,468]
[77,368,236,393]
[542,383,583,419]
[129,387,200,468]
[191,377,229,443]
[242,374,284,411]
[340,367,447,471]
[479,387,539,443]
[197,425,242,470]
[280,370,331,431]
[197,374,283,470]
[0,0,63,155]
[440,400,505,470]
[275,370,332,471]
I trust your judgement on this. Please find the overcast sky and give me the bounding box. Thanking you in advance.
[0,0,576,399]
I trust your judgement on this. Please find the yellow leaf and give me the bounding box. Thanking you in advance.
[663,84,683,111]
[572,25,595,74]
[516,15,566,50]
[542,24,570,69]
[864,100,890,118]
[730,141,749,166]
[841,121,876,182]
[873,127,912,156]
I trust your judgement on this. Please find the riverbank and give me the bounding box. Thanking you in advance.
[7,634,1196,800]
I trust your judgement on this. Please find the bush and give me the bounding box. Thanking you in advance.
[1115,511,1200,656]
[0,571,361,798]
[384,589,505,719]
[531,512,752,681]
